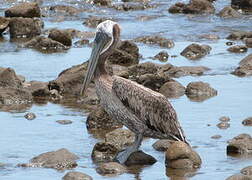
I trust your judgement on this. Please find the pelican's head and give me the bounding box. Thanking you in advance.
[80,20,121,96]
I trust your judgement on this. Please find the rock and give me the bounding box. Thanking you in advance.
[217,122,230,129]
[25,81,50,97]
[127,62,159,77]
[105,129,135,150]
[125,151,157,166]
[232,54,252,77]
[48,29,72,46]
[56,120,73,125]
[5,2,41,18]
[96,162,127,176]
[218,6,241,18]
[227,134,252,155]
[91,142,119,163]
[63,171,93,180]
[219,116,230,122]
[152,139,173,151]
[168,2,186,13]
[227,31,252,40]
[153,51,169,62]
[0,17,9,35]
[231,0,252,12]
[108,50,138,66]
[185,81,217,101]
[226,174,252,180]
[242,117,252,126]
[24,112,36,120]
[9,17,42,38]
[199,34,220,40]
[165,142,202,169]
[245,38,252,48]
[73,39,90,48]
[134,35,175,48]
[92,0,111,6]
[159,80,185,98]
[181,43,211,60]
[83,16,113,28]
[18,148,78,170]
[23,36,68,52]
[136,73,168,91]
[112,2,154,11]
[87,106,122,131]
[0,67,22,88]
[241,166,252,176]
[49,5,81,15]
[226,42,235,46]
[211,135,222,139]
[227,45,247,53]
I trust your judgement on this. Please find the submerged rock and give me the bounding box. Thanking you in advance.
[49,5,81,16]
[218,6,241,18]
[125,151,157,166]
[219,116,230,122]
[48,29,72,46]
[152,139,173,151]
[134,35,175,48]
[241,166,252,176]
[63,171,93,180]
[18,148,78,170]
[227,45,247,53]
[56,120,73,125]
[181,43,211,60]
[227,31,252,40]
[211,135,222,139]
[159,80,185,98]
[217,122,230,129]
[5,2,41,18]
[242,117,252,126]
[24,112,36,120]
[153,51,169,62]
[227,134,252,155]
[0,17,9,35]
[112,2,154,11]
[96,162,127,176]
[232,54,252,77]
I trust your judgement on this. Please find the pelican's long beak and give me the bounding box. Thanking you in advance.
[80,32,111,96]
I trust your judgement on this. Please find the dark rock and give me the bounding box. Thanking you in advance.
[227,45,247,53]
[152,139,173,151]
[83,16,113,28]
[63,171,93,180]
[5,2,41,18]
[134,35,175,48]
[25,81,50,97]
[219,116,230,122]
[24,112,36,120]
[242,117,252,126]
[49,5,81,15]
[226,42,235,46]
[218,6,241,18]
[227,31,252,40]
[9,17,42,38]
[165,141,202,169]
[181,43,211,60]
[48,29,72,46]
[23,36,68,52]
[56,120,73,125]
[105,129,135,150]
[183,0,215,14]
[168,2,186,13]
[136,73,168,91]
[153,51,169,62]
[87,106,123,131]
[0,17,9,35]
[92,0,111,6]
[96,162,127,175]
[217,122,230,129]
[125,151,157,166]
[73,39,90,48]
[159,80,185,98]
[241,166,252,176]
[245,38,252,48]
[226,174,252,180]
[227,134,252,155]
[232,54,252,77]
[18,148,78,170]
[91,142,119,163]
[185,81,217,101]
[211,135,222,139]
[231,0,252,12]
[112,2,154,11]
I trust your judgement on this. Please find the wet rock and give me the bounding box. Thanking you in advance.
[9,17,42,38]
[245,38,252,48]
[56,120,73,125]
[83,16,113,28]
[92,0,111,6]
[87,106,123,131]
[185,81,217,101]
[73,39,90,48]
[49,5,81,15]
[181,43,211,60]
[134,35,175,48]
[125,151,157,166]
[226,174,252,180]
[96,162,127,176]
[152,139,173,151]
[219,116,230,122]
[165,141,202,169]
[105,129,135,150]
[24,112,36,120]
[18,148,78,170]
[159,80,185,98]
[241,166,252,176]
[0,17,9,35]
[227,45,247,53]
[112,2,154,11]
[48,29,72,46]
[0,67,22,88]
[91,142,119,163]
[25,81,50,97]
[199,34,219,40]
[217,122,230,129]
[5,2,41,18]
[231,0,252,12]
[136,73,168,91]
[168,2,186,13]
[211,135,222,139]
[242,117,252,126]
[153,51,169,62]
[227,31,252,40]
[23,36,68,52]
[232,54,252,77]
[64,29,95,39]
[218,6,241,18]
[63,171,93,180]
[227,134,252,155]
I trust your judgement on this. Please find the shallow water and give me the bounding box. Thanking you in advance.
[1,0,252,179]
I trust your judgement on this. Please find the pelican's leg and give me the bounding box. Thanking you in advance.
[115,133,143,164]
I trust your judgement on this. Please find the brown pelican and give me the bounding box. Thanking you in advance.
[81,20,188,164]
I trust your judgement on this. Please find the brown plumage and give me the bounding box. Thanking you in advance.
[81,20,188,163]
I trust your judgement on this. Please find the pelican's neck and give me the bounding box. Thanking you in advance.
[94,59,108,78]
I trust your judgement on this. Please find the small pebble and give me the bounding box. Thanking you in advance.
[24,113,36,120]
[211,135,222,139]
[219,116,230,122]
[217,122,230,129]
[56,120,73,125]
